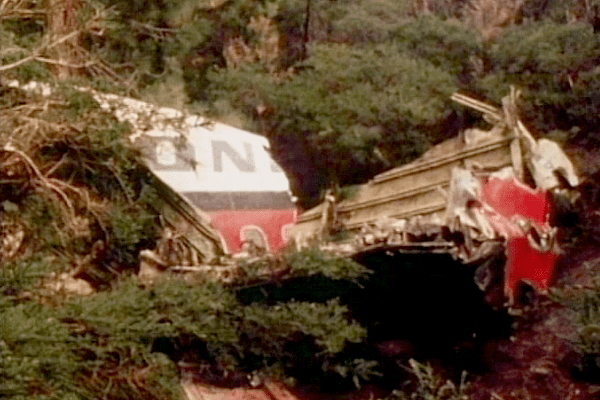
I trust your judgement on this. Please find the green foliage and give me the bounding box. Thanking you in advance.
[393,16,483,77]
[0,302,80,399]
[385,359,471,400]
[333,358,382,389]
[0,257,57,299]
[88,0,305,94]
[85,0,190,88]
[106,203,158,268]
[521,0,600,23]
[59,278,369,385]
[0,83,168,397]
[483,22,599,94]
[243,298,366,355]
[16,194,64,249]
[65,280,240,343]
[237,247,370,288]
[1,86,161,291]
[284,247,371,282]
[0,297,181,400]
[309,0,411,43]
[478,22,600,135]
[0,248,370,397]
[552,259,600,373]
[205,42,457,206]
[64,89,101,116]
[0,15,50,82]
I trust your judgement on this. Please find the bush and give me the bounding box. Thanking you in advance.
[0,247,374,398]
[384,359,472,400]
[552,258,600,376]
[476,22,600,136]
[392,16,483,78]
[0,297,181,400]
[204,42,457,207]
[63,277,370,387]
[284,247,371,282]
[1,85,160,287]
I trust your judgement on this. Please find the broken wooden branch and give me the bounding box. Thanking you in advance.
[2,143,75,217]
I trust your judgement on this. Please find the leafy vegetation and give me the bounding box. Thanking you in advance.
[4,0,600,205]
[0,285,182,400]
[384,359,471,400]
[204,41,458,205]
[1,265,373,399]
[284,247,370,281]
[3,1,600,399]
[0,85,158,287]
[553,257,600,377]
[477,22,600,137]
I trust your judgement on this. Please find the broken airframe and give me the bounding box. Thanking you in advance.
[290,88,579,306]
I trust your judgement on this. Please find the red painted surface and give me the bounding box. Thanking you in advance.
[481,176,550,225]
[209,209,297,254]
[505,237,559,298]
[478,176,557,304]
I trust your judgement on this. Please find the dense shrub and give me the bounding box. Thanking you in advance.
[205,42,457,206]
[553,258,600,378]
[477,22,600,138]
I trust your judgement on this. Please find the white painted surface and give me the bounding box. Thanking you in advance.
[7,80,291,194]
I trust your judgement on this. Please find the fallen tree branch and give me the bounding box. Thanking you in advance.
[34,56,97,69]
[2,143,75,217]
[0,29,83,72]
[0,8,46,21]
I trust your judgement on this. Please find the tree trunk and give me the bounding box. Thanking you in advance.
[302,0,311,60]
[47,0,82,79]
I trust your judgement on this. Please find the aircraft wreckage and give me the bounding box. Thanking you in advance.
[103,85,580,309]
[289,88,580,307]
[11,81,580,308]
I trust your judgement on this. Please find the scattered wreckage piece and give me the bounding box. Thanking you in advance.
[40,272,95,297]
[7,80,296,260]
[291,89,580,307]
[0,210,26,260]
[85,89,297,255]
[181,380,299,400]
[147,175,224,263]
[138,247,299,288]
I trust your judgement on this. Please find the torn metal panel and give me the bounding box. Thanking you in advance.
[475,171,558,303]
[505,237,559,301]
[290,134,515,240]
[181,380,298,400]
[321,167,560,306]
[529,138,580,190]
[292,89,578,307]
[147,173,224,263]
[88,91,297,255]
[6,80,227,262]
[480,174,550,226]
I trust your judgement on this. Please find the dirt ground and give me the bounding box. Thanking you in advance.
[468,241,600,400]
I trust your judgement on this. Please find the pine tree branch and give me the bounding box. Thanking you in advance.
[2,143,75,217]
[33,56,96,69]
[0,29,82,72]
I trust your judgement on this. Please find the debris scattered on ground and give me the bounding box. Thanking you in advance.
[42,272,95,296]
[181,380,299,400]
